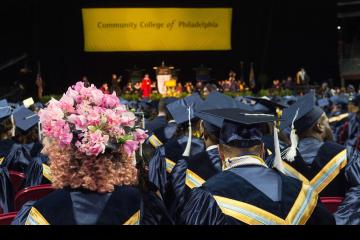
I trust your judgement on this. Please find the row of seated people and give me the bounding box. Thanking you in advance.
[0,81,360,224]
[145,91,360,224]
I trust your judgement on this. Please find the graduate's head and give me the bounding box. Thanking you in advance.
[39,81,148,192]
[199,120,219,146]
[281,91,333,142]
[13,106,40,144]
[218,119,267,162]
[195,92,254,149]
[199,108,276,165]
[166,93,204,136]
[0,117,12,140]
[0,99,14,140]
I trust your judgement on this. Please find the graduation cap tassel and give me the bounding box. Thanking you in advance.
[38,121,42,142]
[10,114,15,137]
[182,106,192,157]
[273,121,285,174]
[284,108,299,162]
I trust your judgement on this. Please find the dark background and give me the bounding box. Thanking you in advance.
[0,0,339,97]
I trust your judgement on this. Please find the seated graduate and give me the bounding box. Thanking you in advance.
[337,94,360,152]
[146,97,176,135]
[0,99,16,160]
[165,92,245,221]
[279,91,360,199]
[179,108,334,225]
[1,106,51,187]
[20,81,171,225]
[146,93,205,199]
[245,96,290,155]
[328,95,349,143]
[146,97,178,148]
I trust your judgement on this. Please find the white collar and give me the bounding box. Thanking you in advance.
[168,120,176,124]
[206,145,218,152]
[223,155,268,171]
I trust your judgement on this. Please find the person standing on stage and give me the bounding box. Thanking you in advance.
[141,74,152,100]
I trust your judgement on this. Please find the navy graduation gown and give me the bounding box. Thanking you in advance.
[147,122,178,148]
[166,147,221,222]
[345,113,360,149]
[22,141,43,157]
[147,136,205,199]
[0,167,13,213]
[334,185,360,225]
[0,139,15,159]
[1,143,32,172]
[25,155,52,187]
[180,164,335,225]
[146,116,167,134]
[284,138,353,197]
[24,186,172,225]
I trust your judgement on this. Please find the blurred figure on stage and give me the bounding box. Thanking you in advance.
[203,83,217,97]
[111,74,122,96]
[296,67,310,86]
[272,79,281,90]
[185,82,194,94]
[100,83,109,94]
[141,74,152,100]
[176,82,183,95]
[82,76,90,87]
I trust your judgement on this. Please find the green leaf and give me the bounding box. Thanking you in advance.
[87,125,97,132]
[117,135,134,144]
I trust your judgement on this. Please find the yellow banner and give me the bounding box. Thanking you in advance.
[82,8,232,51]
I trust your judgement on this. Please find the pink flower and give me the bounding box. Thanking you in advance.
[133,129,148,144]
[65,87,79,101]
[86,108,101,126]
[110,126,126,139]
[89,88,104,106]
[39,99,64,122]
[123,140,139,156]
[73,81,85,93]
[76,130,109,156]
[58,124,73,145]
[59,94,75,113]
[68,114,87,130]
[104,109,121,127]
[120,111,136,127]
[102,92,120,108]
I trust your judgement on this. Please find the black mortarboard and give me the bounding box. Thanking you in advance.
[200,108,276,148]
[317,98,329,108]
[166,93,203,124]
[195,92,253,137]
[13,107,39,132]
[283,95,298,106]
[0,99,12,119]
[280,91,324,133]
[350,94,360,107]
[330,95,349,106]
[247,96,287,114]
[163,97,177,106]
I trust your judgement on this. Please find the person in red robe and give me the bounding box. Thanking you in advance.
[141,74,152,99]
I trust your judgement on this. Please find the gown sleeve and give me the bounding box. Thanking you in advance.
[305,199,336,225]
[148,146,168,198]
[345,146,360,187]
[166,158,188,221]
[140,191,174,225]
[25,157,43,187]
[0,167,13,213]
[334,185,360,225]
[179,187,228,225]
[11,200,36,225]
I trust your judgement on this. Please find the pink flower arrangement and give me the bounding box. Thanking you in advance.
[38,81,148,156]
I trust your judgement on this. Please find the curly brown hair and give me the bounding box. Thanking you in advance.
[47,139,138,193]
